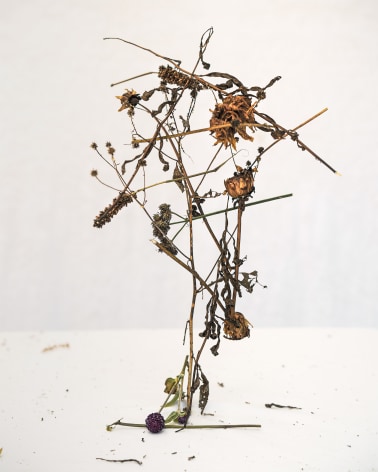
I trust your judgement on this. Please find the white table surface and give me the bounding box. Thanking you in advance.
[0,328,377,472]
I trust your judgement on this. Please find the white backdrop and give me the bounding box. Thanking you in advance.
[1,0,377,330]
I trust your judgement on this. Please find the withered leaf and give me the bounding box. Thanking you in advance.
[141,89,156,101]
[199,369,209,413]
[121,153,140,174]
[173,164,184,192]
[151,100,175,117]
[199,27,213,70]
[158,140,169,171]
[203,72,245,89]
[264,75,281,89]
[215,79,234,90]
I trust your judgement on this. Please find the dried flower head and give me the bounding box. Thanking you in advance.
[223,311,251,340]
[177,413,188,424]
[116,89,141,115]
[210,95,256,149]
[224,168,254,198]
[145,412,165,433]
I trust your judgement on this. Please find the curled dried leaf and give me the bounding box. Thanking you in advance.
[164,377,178,394]
[199,370,209,413]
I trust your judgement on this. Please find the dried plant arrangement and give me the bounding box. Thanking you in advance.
[89,28,337,434]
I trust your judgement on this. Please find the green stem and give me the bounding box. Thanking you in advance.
[108,420,261,429]
[158,355,189,413]
[170,193,293,225]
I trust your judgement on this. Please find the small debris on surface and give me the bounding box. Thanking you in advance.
[96,458,142,465]
[42,343,70,353]
[265,403,301,410]
[188,455,196,461]
[217,382,224,387]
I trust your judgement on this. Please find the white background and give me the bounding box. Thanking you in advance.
[1,0,377,330]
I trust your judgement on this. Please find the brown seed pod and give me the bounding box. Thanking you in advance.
[223,311,251,340]
[224,170,254,198]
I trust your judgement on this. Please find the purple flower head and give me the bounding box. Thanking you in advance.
[145,412,165,433]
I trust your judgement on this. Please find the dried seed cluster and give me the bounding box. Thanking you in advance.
[158,65,205,91]
[152,203,177,255]
[93,192,133,228]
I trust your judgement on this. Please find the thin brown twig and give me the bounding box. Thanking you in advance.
[132,122,273,144]
[232,203,243,307]
[103,36,226,95]
[96,457,142,465]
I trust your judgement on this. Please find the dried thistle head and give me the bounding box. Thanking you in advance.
[224,168,254,198]
[223,311,251,340]
[116,89,141,115]
[210,95,256,149]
